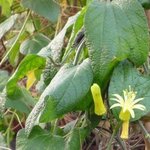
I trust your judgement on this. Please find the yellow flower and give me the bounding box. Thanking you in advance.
[110,86,146,139]
[91,83,106,116]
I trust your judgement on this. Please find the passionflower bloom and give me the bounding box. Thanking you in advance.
[91,83,106,116]
[110,86,146,139]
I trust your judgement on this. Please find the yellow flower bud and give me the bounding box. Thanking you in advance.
[91,83,106,116]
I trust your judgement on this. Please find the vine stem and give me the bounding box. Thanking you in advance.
[0,10,31,66]
[4,110,16,147]
[73,39,85,65]
[106,121,122,150]
[52,119,58,135]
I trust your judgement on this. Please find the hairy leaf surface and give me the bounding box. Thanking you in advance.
[25,59,93,135]
[85,0,149,88]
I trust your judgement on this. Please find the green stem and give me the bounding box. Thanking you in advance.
[73,39,85,65]
[4,110,16,147]
[0,10,31,66]
[52,119,58,135]
[106,121,122,150]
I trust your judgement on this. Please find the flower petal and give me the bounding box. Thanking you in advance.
[132,98,144,105]
[132,104,146,111]
[128,109,135,118]
[110,98,123,104]
[113,94,124,101]
[110,103,121,109]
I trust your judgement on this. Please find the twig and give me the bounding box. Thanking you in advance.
[138,120,150,142]
[8,110,23,129]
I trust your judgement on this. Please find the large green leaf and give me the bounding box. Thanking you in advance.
[16,126,65,150]
[6,54,46,96]
[21,0,60,22]
[84,0,149,88]
[25,58,93,135]
[0,14,18,39]
[20,33,50,55]
[109,61,150,121]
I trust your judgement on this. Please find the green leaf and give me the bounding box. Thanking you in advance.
[9,42,20,66]
[109,61,150,121]
[6,54,46,96]
[21,0,60,22]
[38,14,79,85]
[0,14,18,39]
[65,128,89,150]
[25,58,93,135]
[0,0,13,16]
[5,87,36,114]
[6,32,28,66]
[20,33,50,55]
[0,70,9,91]
[0,133,6,147]
[16,126,65,150]
[38,13,79,60]
[63,7,86,61]
[84,0,149,88]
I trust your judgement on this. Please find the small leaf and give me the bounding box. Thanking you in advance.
[65,128,90,150]
[0,70,9,92]
[20,33,50,55]
[5,87,36,114]
[84,0,149,88]
[0,133,6,147]
[6,54,46,96]
[0,14,18,39]
[16,126,65,150]
[109,61,150,121]
[21,0,60,22]
[63,7,86,61]
[25,58,93,135]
